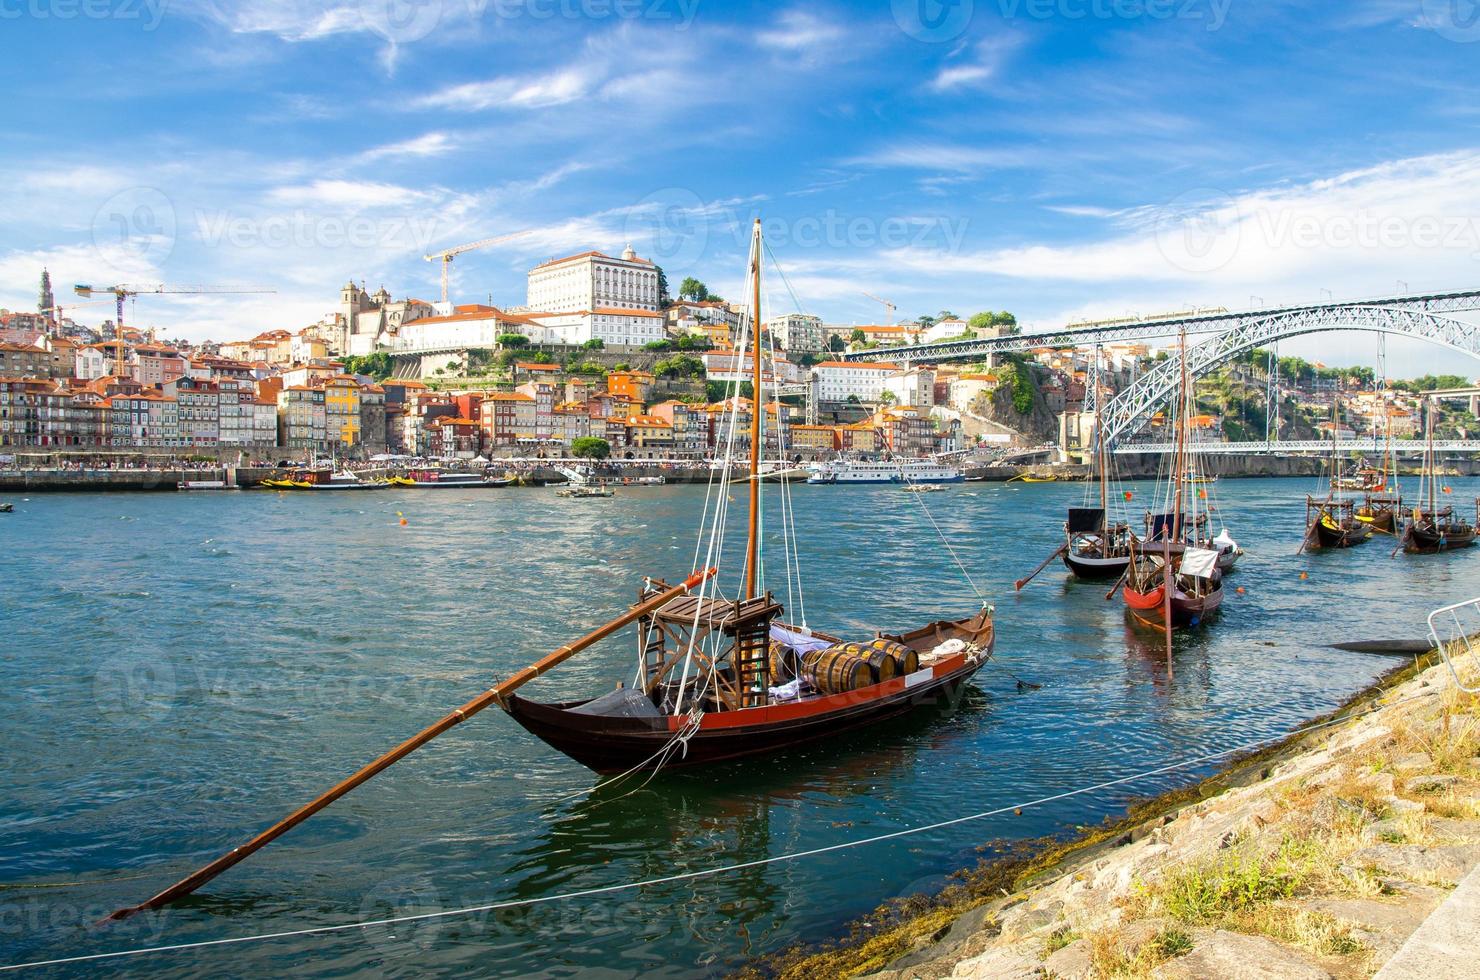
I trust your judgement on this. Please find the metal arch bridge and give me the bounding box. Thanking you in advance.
[1113,439,1480,455]
[1098,304,1480,447]
[840,287,1480,366]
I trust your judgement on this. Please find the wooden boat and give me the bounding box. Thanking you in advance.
[1017,474,1057,483]
[1298,398,1369,551]
[100,218,997,922]
[392,469,513,488]
[505,220,994,772]
[259,467,383,491]
[1123,550,1223,629]
[1304,496,1372,548]
[1356,416,1402,533]
[1400,401,1476,555]
[556,485,614,498]
[1121,331,1226,635]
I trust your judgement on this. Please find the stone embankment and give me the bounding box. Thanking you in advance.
[757,652,1480,980]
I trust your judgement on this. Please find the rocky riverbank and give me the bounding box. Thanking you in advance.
[749,649,1480,979]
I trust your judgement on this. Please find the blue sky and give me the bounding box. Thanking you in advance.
[3,0,1479,374]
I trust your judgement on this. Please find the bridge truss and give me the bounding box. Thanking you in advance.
[1099,305,1480,447]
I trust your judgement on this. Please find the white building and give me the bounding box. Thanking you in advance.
[883,367,936,408]
[813,360,901,403]
[395,305,563,350]
[703,350,807,385]
[921,319,969,343]
[526,245,660,314]
[74,345,109,380]
[766,313,825,353]
[526,309,666,347]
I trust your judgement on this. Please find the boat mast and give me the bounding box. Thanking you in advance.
[743,218,764,599]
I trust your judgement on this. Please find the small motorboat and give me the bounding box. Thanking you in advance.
[0,502,12,513]
[557,485,615,498]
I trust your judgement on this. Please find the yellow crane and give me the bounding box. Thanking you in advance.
[74,283,276,376]
[423,230,532,305]
[861,290,897,323]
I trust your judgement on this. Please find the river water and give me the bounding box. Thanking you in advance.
[2,476,1478,976]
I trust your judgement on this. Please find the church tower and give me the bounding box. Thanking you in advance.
[39,268,55,320]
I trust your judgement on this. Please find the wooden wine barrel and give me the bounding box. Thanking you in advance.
[768,641,802,682]
[848,638,918,678]
[802,648,869,695]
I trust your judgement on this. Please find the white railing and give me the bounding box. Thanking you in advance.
[1427,596,1480,694]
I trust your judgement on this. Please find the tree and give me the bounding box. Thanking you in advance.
[497,333,528,348]
[937,310,958,322]
[571,437,611,460]
[613,362,631,372]
[916,314,937,329]
[991,311,1018,334]
[679,277,710,302]
[828,335,847,353]
[656,266,672,308]
[849,328,866,343]
[879,390,897,405]
[654,354,705,378]
[582,338,604,350]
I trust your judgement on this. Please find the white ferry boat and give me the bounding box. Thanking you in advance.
[806,458,964,485]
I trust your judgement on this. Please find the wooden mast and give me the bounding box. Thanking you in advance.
[743,218,763,599]
[107,567,717,920]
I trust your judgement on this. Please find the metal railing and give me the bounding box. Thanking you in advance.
[1426,596,1480,694]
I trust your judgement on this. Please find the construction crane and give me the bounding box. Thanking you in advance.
[39,298,113,333]
[861,290,897,323]
[74,283,276,376]
[423,230,532,305]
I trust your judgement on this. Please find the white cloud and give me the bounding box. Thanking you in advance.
[929,35,1022,93]
[756,10,846,51]
[266,179,431,209]
[845,142,1031,173]
[418,66,599,112]
[357,132,457,163]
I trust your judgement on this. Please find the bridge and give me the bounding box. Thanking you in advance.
[1113,439,1480,455]
[842,287,1480,366]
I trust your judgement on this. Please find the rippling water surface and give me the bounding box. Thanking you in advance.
[3,477,1478,976]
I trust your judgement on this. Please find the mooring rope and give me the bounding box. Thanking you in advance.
[0,684,1442,974]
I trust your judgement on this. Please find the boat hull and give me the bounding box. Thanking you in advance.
[1310,517,1371,548]
[503,611,993,773]
[1355,508,1396,533]
[504,655,984,773]
[1403,522,1478,554]
[1062,549,1132,579]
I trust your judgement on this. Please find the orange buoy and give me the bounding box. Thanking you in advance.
[399,517,408,526]
[1236,586,1245,594]
[1299,571,1308,580]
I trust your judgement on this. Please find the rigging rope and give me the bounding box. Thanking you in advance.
[0,686,1440,974]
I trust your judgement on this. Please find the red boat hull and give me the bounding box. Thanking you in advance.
[503,612,994,773]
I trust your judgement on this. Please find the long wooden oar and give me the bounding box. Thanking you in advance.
[107,566,718,921]
[1015,544,1067,590]
[1104,563,1131,601]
